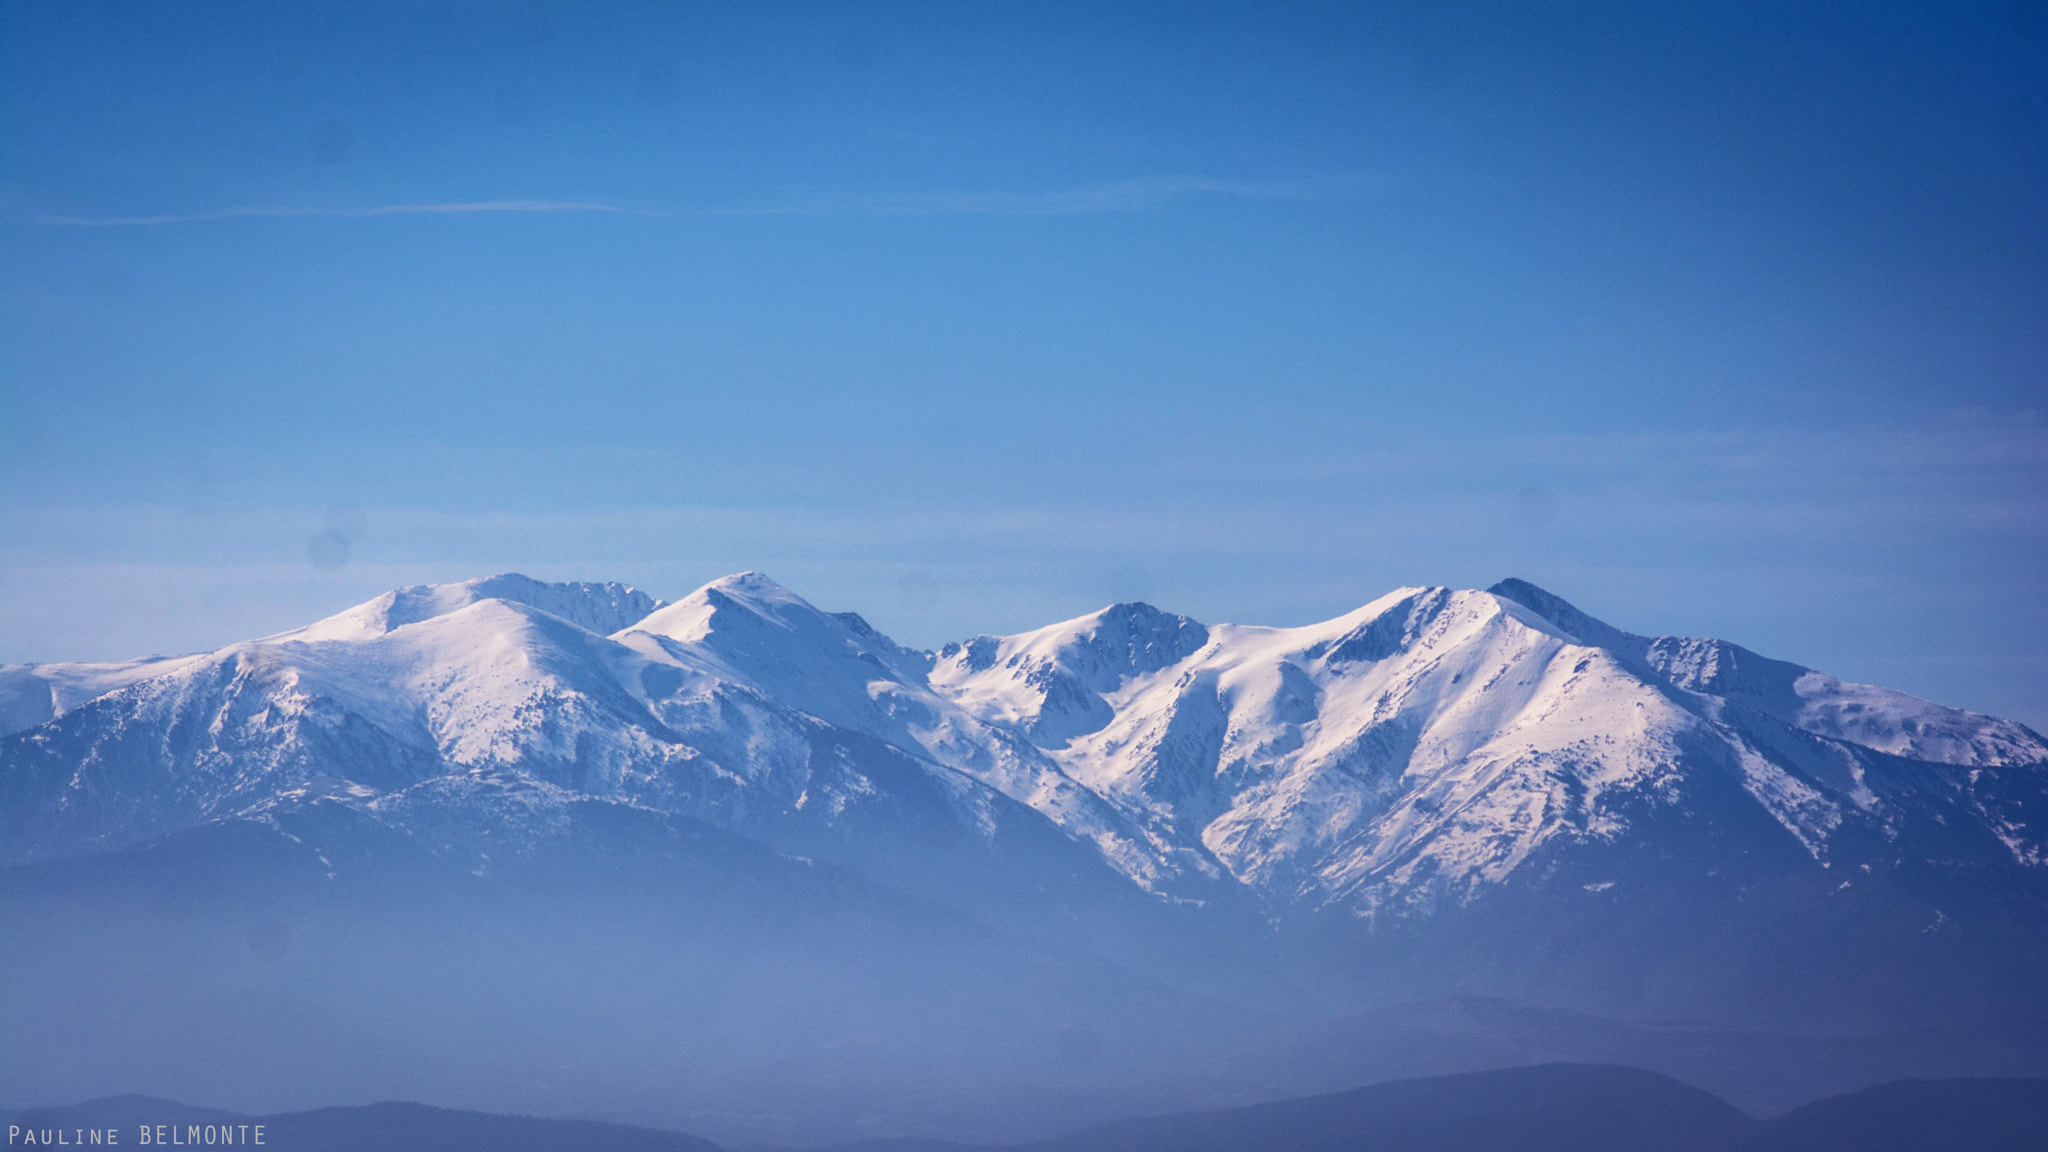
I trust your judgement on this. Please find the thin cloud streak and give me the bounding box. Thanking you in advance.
[716,174,1382,218]
[33,175,1379,227]
[36,200,632,227]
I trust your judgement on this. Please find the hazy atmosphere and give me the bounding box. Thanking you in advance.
[7,8,2048,1149]
[3,0,2044,727]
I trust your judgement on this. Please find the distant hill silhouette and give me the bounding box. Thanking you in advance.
[9,1066,2046,1152]
[798,1064,2048,1152]
[1017,1063,1751,1152]
[1742,1077,2048,1152]
[3,1097,720,1152]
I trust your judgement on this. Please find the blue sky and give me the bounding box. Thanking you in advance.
[3,1,2045,726]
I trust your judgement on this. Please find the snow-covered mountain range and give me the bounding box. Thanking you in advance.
[7,571,2040,909]
[7,571,2047,1141]
[3,573,2046,1006]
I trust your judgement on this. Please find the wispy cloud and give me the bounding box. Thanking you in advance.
[35,200,631,227]
[719,174,1378,218]
[32,175,1376,227]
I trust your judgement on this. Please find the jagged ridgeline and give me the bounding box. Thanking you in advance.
[4,573,2046,1144]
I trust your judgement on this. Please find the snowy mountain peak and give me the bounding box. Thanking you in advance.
[1486,577,2047,768]
[624,571,938,722]
[1485,577,1635,651]
[627,571,824,640]
[930,602,1210,748]
[286,573,667,643]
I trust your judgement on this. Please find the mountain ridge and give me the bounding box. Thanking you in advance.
[4,572,2045,1035]
[6,571,2042,909]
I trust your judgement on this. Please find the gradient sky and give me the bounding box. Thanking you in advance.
[3,0,2045,727]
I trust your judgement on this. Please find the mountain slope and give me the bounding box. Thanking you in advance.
[0,653,207,737]
[1490,578,2043,769]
